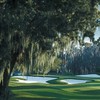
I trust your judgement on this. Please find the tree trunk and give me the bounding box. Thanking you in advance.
[0,67,10,100]
[0,51,21,100]
[29,43,33,74]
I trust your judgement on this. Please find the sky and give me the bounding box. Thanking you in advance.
[94,27,100,41]
[93,5,100,41]
[98,5,100,11]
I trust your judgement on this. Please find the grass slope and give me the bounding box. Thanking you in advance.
[9,75,100,100]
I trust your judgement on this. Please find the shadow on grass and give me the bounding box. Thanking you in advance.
[10,88,69,100]
[10,97,69,100]
[9,77,100,100]
[10,84,68,99]
[77,89,100,95]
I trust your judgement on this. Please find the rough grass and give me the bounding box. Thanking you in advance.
[9,75,100,100]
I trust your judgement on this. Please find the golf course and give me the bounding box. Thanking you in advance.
[9,74,100,100]
[1,1,100,100]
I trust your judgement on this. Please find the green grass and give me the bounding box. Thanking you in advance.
[9,75,100,100]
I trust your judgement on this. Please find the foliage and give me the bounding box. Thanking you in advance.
[64,44,100,74]
[0,0,99,75]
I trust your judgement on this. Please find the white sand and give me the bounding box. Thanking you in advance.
[60,79,88,84]
[60,74,100,84]
[76,74,100,78]
[13,76,56,84]
[13,74,100,84]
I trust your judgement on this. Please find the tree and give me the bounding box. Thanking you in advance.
[0,0,99,100]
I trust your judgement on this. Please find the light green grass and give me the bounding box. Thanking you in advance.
[9,75,100,100]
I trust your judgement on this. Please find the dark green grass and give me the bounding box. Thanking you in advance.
[9,75,100,100]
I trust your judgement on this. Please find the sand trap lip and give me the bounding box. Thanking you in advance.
[60,79,88,84]
[76,74,100,78]
[13,76,56,84]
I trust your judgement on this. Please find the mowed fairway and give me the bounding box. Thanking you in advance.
[9,75,100,100]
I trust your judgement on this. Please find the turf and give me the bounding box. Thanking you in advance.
[9,75,100,100]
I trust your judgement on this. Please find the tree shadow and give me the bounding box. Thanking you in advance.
[9,84,69,100]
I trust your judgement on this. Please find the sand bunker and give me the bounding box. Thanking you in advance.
[13,76,56,84]
[76,74,100,78]
[60,79,88,84]
[13,74,100,84]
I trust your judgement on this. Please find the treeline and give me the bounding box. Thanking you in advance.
[58,44,100,75]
